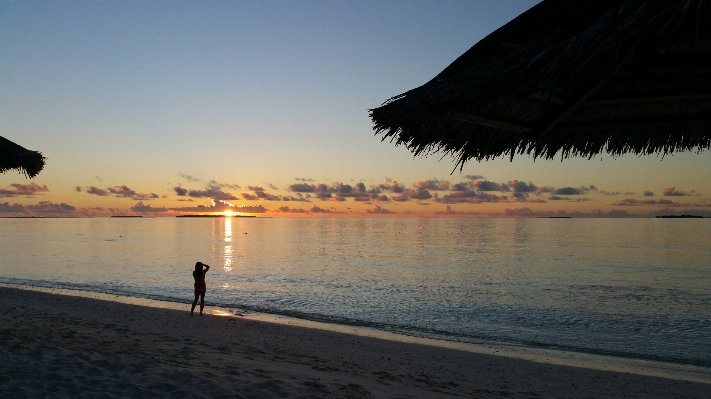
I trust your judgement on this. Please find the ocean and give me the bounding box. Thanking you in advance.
[1,217,709,367]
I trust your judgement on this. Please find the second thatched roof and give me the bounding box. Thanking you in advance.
[0,136,46,178]
[370,0,711,168]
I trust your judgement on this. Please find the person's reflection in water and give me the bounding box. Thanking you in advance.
[191,262,210,316]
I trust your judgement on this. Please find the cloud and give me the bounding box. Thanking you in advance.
[87,186,110,196]
[473,180,508,192]
[379,180,406,193]
[106,185,159,200]
[130,201,167,213]
[27,201,76,213]
[265,183,278,190]
[233,204,267,213]
[288,183,317,193]
[170,199,267,214]
[436,188,506,204]
[365,205,395,214]
[391,188,433,202]
[643,190,654,197]
[247,185,281,200]
[554,187,584,195]
[465,175,484,180]
[508,180,537,193]
[663,187,693,196]
[295,177,315,182]
[538,186,556,193]
[95,176,103,182]
[183,182,238,200]
[179,173,201,182]
[0,182,49,197]
[275,206,309,213]
[309,205,330,213]
[648,208,711,218]
[0,202,27,213]
[208,180,241,190]
[174,186,189,196]
[434,205,478,215]
[503,207,635,218]
[75,186,82,192]
[547,195,569,201]
[414,179,450,191]
[613,199,681,206]
[614,198,711,208]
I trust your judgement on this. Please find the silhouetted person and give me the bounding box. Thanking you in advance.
[191,262,210,316]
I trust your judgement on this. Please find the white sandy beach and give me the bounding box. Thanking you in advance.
[1,286,709,398]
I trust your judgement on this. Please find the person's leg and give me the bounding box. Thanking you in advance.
[191,292,199,315]
[199,292,205,315]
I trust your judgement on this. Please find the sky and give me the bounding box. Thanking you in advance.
[2,0,710,218]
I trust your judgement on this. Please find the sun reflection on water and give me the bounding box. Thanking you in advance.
[224,217,232,242]
[224,245,232,272]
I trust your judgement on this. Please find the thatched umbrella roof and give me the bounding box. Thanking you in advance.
[0,136,46,178]
[370,0,711,168]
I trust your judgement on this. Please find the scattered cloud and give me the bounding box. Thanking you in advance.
[503,207,635,218]
[169,199,267,214]
[105,185,159,200]
[434,205,478,215]
[473,180,508,192]
[365,205,395,214]
[309,205,330,213]
[86,186,110,196]
[0,202,27,213]
[0,182,49,197]
[131,201,167,213]
[465,175,484,180]
[179,173,201,182]
[554,187,584,195]
[295,177,316,182]
[414,179,450,191]
[178,181,238,200]
[643,190,654,197]
[648,208,711,218]
[275,206,309,213]
[664,187,694,196]
[288,183,317,193]
[378,180,406,193]
[27,201,76,213]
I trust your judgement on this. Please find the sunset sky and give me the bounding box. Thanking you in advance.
[2,0,710,218]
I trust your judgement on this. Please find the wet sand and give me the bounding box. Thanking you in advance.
[1,286,709,398]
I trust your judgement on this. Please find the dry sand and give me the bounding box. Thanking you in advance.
[1,286,709,398]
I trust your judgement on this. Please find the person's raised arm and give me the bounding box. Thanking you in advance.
[203,264,210,273]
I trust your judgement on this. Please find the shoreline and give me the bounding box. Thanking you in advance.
[3,282,709,386]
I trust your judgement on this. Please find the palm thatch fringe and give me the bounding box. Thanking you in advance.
[0,136,46,178]
[370,0,711,168]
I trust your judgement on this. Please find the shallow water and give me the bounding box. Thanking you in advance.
[1,217,709,367]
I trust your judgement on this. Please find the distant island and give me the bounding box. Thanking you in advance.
[655,215,704,218]
[176,214,256,218]
[111,216,144,218]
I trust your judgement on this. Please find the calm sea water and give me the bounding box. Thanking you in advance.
[1,217,709,367]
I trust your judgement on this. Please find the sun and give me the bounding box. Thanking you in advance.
[222,209,236,217]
